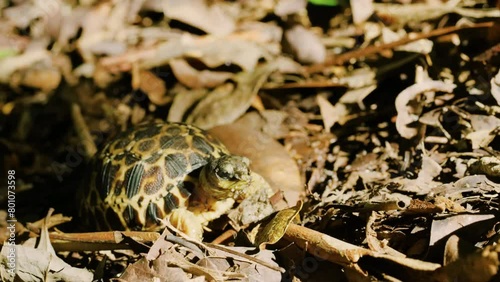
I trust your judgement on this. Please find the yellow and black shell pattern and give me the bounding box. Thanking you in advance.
[79,122,229,231]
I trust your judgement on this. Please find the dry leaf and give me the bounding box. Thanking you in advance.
[351,0,374,24]
[186,61,278,129]
[254,200,302,250]
[199,246,282,282]
[167,85,209,123]
[133,69,170,106]
[163,0,235,36]
[143,36,269,72]
[468,156,500,178]
[0,211,93,282]
[395,79,456,139]
[317,94,342,130]
[208,123,303,205]
[284,25,326,64]
[339,85,377,110]
[170,58,233,89]
[432,238,500,281]
[336,67,376,88]
[429,214,496,247]
[0,49,51,83]
[492,70,500,106]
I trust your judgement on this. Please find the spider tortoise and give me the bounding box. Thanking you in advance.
[78,122,273,239]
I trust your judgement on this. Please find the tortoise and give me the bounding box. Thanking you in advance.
[78,122,271,239]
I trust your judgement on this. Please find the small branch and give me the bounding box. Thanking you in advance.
[306,21,494,72]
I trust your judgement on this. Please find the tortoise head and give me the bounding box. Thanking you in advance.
[200,155,251,200]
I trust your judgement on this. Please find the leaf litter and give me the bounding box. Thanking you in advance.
[0,0,500,281]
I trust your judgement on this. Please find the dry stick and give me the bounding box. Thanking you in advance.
[210,229,238,245]
[71,103,97,158]
[205,243,285,273]
[306,21,494,73]
[49,231,161,252]
[283,223,370,268]
[283,223,441,273]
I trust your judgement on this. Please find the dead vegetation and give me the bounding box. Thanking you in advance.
[0,0,500,281]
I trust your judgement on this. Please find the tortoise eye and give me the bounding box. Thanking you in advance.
[216,165,235,180]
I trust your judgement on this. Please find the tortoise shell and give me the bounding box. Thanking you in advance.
[79,122,229,231]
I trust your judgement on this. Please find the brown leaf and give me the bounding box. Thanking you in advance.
[395,80,456,139]
[167,86,209,123]
[186,61,278,129]
[254,201,302,250]
[132,68,169,106]
[0,210,93,282]
[170,58,233,89]
[284,25,326,64]
[163,0,235,36]
[208,122,304,205]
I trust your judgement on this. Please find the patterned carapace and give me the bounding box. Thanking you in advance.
[79,122,230,231]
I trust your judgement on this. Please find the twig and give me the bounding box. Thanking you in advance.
[71,103,97,158]
[306,21,494,72]
[205,242,285,273]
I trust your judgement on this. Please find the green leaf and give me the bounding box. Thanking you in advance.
[308,0,339,6]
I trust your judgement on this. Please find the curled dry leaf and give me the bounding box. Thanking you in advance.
[0,49,51,83]
[208,122,304,205]
[0,210,93,282]
[339,85,377,110]
[317,94,346,130]
[199,245,282,282]
[254,200,302,250]
[12,66,61,92]
[491,69,500,106]
[429,214,496,247]
[431,175,500,198]
[395,80,456,139]
[186,61,279,129]
[170,58,233,89]
[468,156,500,178]
[443,235,479,266]
[284,25,326,64]
[142,36,269,73]
[274,0,306,17]
[395,154,443,194]
[335,67,376,88]
[132,68,170,106]
[432,237,500,281]
[351,0,374,24]
[136,229,280,281]
[167,85,209,123]
[382,27,433,54]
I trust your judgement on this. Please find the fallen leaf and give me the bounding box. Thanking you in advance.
[395,79,456,139]
[167,85,209,122]
[163,0,235,36]
[0,211,93,282]
[284,25,326,64]
[170,58,233,89]
[468,156,500,178]
[254,201,302,250]
[351,0,374,24]
[186,61,278,129]
[132,68,170,106]
[432,238,500,281]
[317,94,342,130]
[209,122,304,205]
[491,70,500,106]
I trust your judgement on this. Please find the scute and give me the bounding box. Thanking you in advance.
[164,153,188,179]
